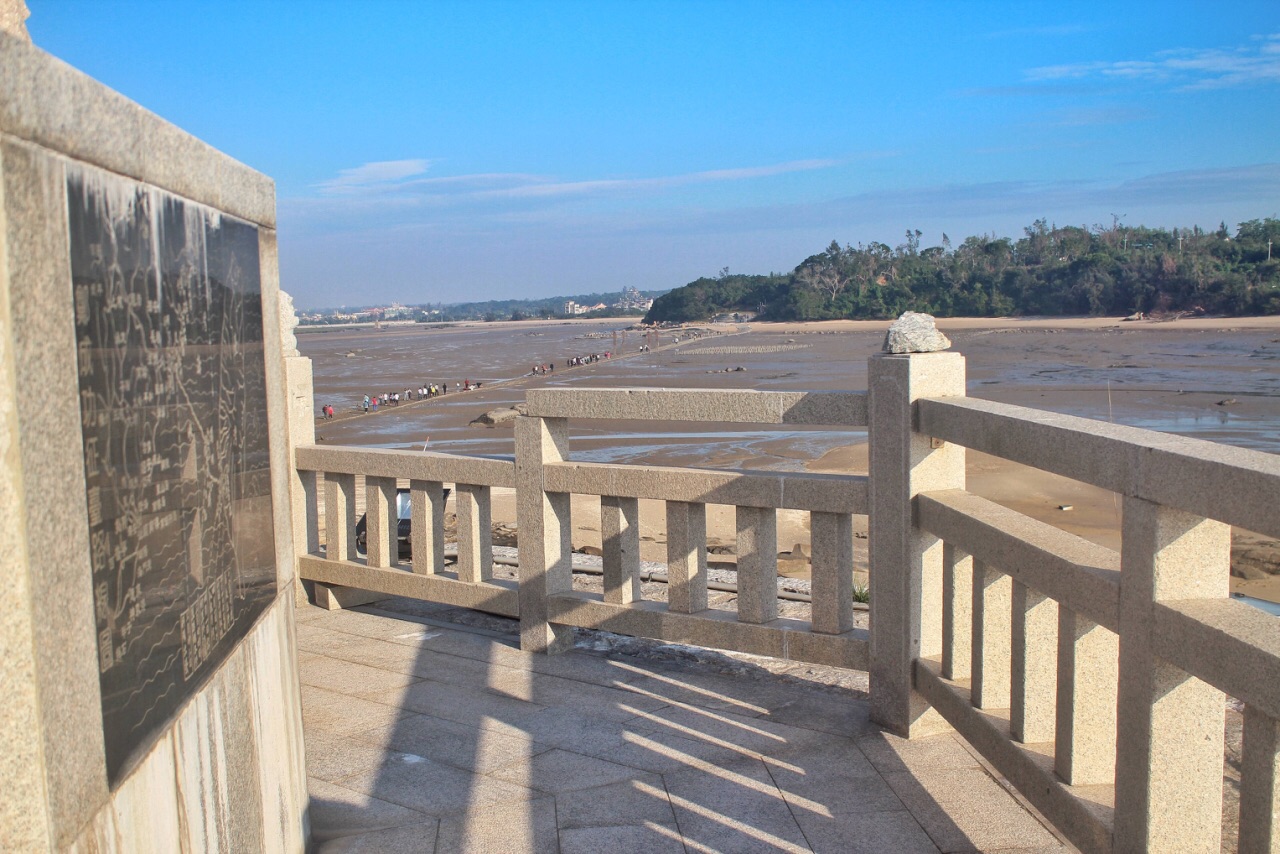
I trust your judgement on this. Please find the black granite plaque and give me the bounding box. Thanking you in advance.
[67,167,277,783]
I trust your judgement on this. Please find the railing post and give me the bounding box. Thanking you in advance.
[277,290,318,605]
[455,483,493,583]
[666,501,708,613]
[601,496,641,605]
[1054,609,1117,785]
[1114,497,1229,851]
[324,472,357,562]
[515,415,573,654]
[868,351,965,737]
[941,542,972,679]
[735,505,778,624]
[409,479,445,575]
[1239,705,1280,854]
[364,476,398,569]
[1010,581,1057,744]
[971,560,1011,710]
[810,511,854,635]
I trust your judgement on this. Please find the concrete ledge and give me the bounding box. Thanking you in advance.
[1151,598,1280,721]
[299,555,519,617]
[543,460,867,514]
[918,490,1120,632]
[525,388,868,425]
[918,397,1280,538]
[296,445,516,488]
[915,658,1114,854]
[0,33,274,226]
[547,591,869,670]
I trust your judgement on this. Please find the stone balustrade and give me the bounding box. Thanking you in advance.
[292,357,1280,854]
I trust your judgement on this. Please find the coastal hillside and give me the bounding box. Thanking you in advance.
[644,218,1280,323]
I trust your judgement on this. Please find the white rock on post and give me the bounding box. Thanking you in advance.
[883,311,951,354]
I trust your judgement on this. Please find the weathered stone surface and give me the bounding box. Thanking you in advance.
[0,0,30,41]
[883,311,952,353]
[278,288,300,357]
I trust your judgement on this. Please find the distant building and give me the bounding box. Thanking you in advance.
[615,286,653,311]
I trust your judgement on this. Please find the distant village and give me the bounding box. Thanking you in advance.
[299,286,659,326]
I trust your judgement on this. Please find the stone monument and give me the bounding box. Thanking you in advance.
[0,32,308,852]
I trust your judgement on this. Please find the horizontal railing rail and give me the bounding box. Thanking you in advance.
[918,396,1280,538]
[542,460,867,514]
[525,387,868,425]
[296,445,516,488]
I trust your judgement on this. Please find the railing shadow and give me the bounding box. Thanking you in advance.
[296,595,991,853]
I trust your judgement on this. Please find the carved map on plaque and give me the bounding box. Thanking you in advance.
[68,166,277,783]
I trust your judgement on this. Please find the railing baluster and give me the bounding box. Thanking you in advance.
[1054,608,1117,785]
[1239,704,1280,854]
[735,505,778,624]
[1114,497,1229,851]
[971,560,1011,710]
[364,476,398,569]
[324,472,357,562]
[456,483,493,583]
[810,511,853,635]
[1011,581,1057,744]
[410,479,445,575]
[941,542,972,680]
[601,495,641,605]
[666,500,707,614]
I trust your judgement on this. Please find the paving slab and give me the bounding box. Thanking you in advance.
[361,711,545,776]
[882,767,1066,852]
[664,753,813,852]
[559,823,687,854]
[301,683,419,737]
[488,748,662,795]
[315,820,440,854]
[307,777,429,842]
[335,752,536,818]
[433,795,559,854]
[553,778,680,830]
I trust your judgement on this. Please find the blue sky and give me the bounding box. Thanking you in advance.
[29,1,1280,309]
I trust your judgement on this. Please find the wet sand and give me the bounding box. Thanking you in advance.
[301,315,1280,602]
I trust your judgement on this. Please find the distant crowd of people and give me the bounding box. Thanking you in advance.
[323,342,650,420]
[321,380,490,418]
[565,352,610,367]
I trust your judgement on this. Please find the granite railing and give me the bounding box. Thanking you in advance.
[871,352,1280,854]
[292,353,1280,853]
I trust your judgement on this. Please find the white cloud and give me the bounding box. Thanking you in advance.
[1026,32,1280,90]
[473,158,844,200]
[301,157,849,209]
[314,158,433,193]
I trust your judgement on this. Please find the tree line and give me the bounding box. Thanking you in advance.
[643,218,1280,324]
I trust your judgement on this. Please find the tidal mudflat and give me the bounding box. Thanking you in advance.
[300,315,1280,602]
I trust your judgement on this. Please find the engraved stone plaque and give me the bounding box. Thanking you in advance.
[67,167,277,782]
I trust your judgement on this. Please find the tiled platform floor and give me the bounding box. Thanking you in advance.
[297,604,1071,853]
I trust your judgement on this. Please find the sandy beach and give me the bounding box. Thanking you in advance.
[301,315,1280,603]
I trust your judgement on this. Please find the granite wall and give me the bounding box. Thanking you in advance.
[0,32,308,851]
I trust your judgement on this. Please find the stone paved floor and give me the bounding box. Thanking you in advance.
[297,604,1072,853]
